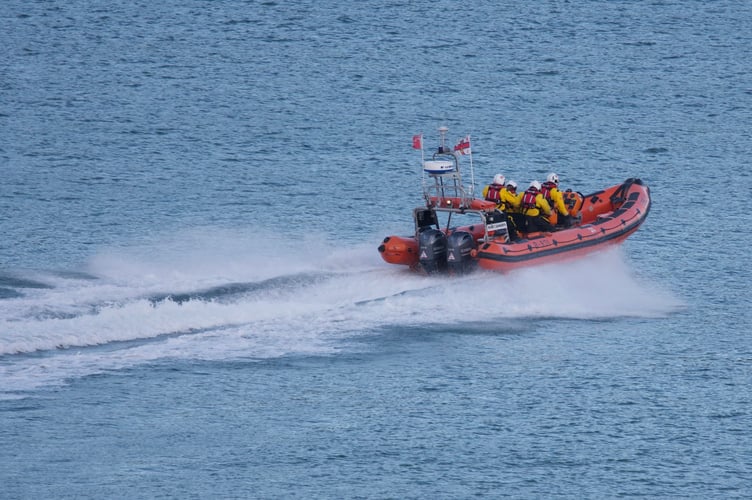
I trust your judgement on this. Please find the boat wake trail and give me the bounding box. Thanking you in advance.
[0,231,682,396]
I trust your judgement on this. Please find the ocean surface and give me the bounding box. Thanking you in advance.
[2,0,751,498]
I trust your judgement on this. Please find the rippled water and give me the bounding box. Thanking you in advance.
[2,1,751,498]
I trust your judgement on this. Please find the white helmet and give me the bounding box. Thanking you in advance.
[506,180,517,190]
[547,172,559,185]
[493,174,506,186]
[529,180,541,191]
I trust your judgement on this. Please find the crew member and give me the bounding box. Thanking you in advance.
[540,172,571,228]
[501,180,523,241]
[482,174,506,206]
[521,181,554,233]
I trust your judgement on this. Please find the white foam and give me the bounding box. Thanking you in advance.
[0,233,682,397]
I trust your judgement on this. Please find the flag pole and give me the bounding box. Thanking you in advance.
[468,135,475,196]
[420,134,425,197]
[454,134,475,196]
[413,133,425,197]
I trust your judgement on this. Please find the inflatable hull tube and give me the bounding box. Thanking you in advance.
[378,236,419,268]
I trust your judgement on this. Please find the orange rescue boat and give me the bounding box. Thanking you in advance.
[378,127,650,274]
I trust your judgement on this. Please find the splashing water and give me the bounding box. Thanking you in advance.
[0,230,682,396]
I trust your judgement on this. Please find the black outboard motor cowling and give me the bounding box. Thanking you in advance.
[418,228,448,274]
[446,231,477,275]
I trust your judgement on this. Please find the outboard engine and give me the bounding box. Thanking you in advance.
[446,231,477,275]
[418,228,447,274]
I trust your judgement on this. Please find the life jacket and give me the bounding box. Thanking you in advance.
[521,188,539,210]
[540,181,556,203]
[484,183,503,204]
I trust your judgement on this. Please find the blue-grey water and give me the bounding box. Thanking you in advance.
[2,1,751,498]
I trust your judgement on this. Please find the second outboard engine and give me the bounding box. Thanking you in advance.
[446,231,477,275]
[418,228,447,274]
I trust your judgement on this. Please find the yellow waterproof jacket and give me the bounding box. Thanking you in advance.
[547,186,569,216]
[483,185,521,212]
[522,192,552,217]
[499,189,522,213]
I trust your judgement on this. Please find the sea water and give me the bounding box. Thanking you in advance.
[1,0,751,498]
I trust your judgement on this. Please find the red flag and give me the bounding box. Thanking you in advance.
[412,134,423,150]
[454,135,471,155]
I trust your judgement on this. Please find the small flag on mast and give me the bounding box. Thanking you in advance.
[412,134,423,150]
[454,135,471,155]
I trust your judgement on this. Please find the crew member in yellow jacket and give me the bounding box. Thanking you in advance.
[482,174,506,206]
[501,180,523,240]
[521,181,554,233]
[483,174,523,240]
[540,172,571,227]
